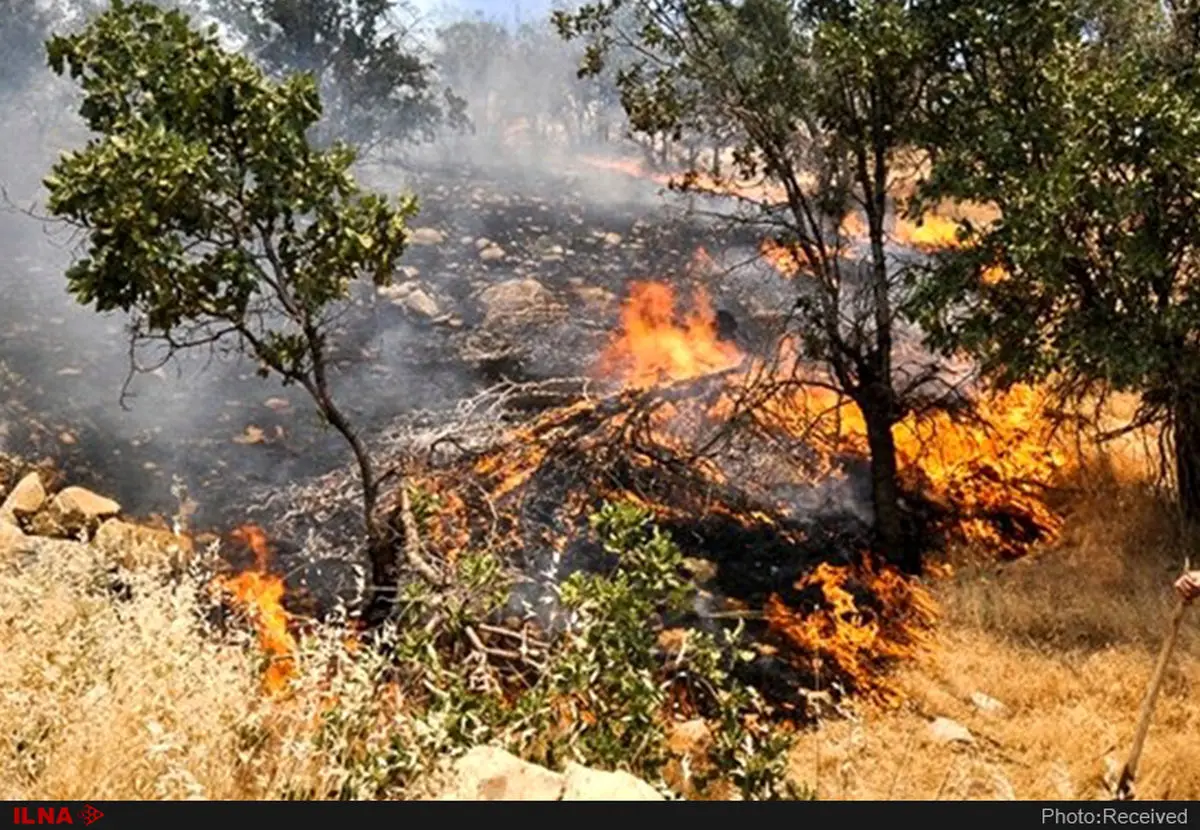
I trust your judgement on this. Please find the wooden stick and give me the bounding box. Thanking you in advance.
[1115,596,1190,800]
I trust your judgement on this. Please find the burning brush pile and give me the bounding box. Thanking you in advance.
[396,278,1073,710]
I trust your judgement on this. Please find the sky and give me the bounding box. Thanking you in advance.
[413,0,561,28]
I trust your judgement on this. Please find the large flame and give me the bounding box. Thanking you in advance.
[216,524,297,695]
[595,281,742,387]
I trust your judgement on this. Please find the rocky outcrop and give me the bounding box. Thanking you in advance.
[433,746,665,801]
[0,459,191,572]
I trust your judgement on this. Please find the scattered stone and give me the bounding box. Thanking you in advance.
[970,691,1009,717]
[264,398,291,412]
[377,281,416,302]
[478,278,553,326]
[479,244,507,263]
[437,747,565,801]
[928,716,974,745]
[53,486,121,523]
[0,519,27,560]
[474,237,492,250]
[560,763,664,801]
[401,287,441,319]
[397,265,420,280]
[409,227,446,246]
[602,232,623,246]
[92,519,194,570]
[0,472,46,522]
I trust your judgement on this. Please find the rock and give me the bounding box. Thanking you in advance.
[0,472,46,522]
[602,232,623,246]
[478,278,553,326]
[377,281,416,302]
[928,717,974,745]
[409,227,445,246]
[474,237,492,250]
[0,519,27,560]
[479,244,506,263]
[437,747,565,801]
[401,287,440,319]
[92,519,195,570]
[574,285,616,312]
[53,486,121,521]
[561,763,664,801]
[970,691,1009,717]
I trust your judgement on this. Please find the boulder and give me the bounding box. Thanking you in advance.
[92,519,195,570]
[433,747,664,801]
[437,747,565,801]
[478,278,554,326]
[409,227,446,246]
[0,472,46,522]
[52,487,121,523]
[561,763,664,801]
[0,519,27,560]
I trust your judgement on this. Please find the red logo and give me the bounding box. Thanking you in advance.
[12,808,72,825]
[12,806,100,826]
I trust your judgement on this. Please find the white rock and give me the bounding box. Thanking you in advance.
[928,717,974,745]
[437,747,564,801]
[970,691,1009,717]
[560,763,664,801]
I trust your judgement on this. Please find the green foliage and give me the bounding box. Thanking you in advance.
[299,501,801,799]
[912,0,1200,421]
[212,0,465,148]
[44,0,416,387]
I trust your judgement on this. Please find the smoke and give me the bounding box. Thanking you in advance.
[0,0,700,528]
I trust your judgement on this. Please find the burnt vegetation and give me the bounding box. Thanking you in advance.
[1,0,1198,801]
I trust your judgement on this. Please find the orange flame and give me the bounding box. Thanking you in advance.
[595,281,742,387]
[217,524,297,695]
[765,559,938,705]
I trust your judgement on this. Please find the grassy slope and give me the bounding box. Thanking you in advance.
[3,479,1197,799]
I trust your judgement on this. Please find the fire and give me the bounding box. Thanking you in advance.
[759,238,808,277]
[595,281,741,387]
[895,213,963,250]
[216,524,297,695]
[765,559,938,705]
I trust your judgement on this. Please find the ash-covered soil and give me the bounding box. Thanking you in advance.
[0,159,783,533]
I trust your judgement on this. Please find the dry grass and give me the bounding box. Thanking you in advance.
[0,543,413,800]
[4,469,1199,800]
[788,480,1200,800]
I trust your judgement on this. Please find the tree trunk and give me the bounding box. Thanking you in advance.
[861,395,918,574]
[1174,395,1200,522]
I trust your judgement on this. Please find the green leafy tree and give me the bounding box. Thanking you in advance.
[213,0,465,152]
[556,0,947,572]
[43,0,433,617]
[912,0,1200,519]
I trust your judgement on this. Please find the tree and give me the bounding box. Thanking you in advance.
[213,0,465,152]
[44,0,435,618]
[912,0,1200,520]
[556,0,946,572]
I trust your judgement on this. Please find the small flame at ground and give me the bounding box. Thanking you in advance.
[216,524,297,695]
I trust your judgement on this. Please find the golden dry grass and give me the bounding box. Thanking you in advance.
[788,481,1200,800]
[0,543,412,800]
[3,469,1199,800]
